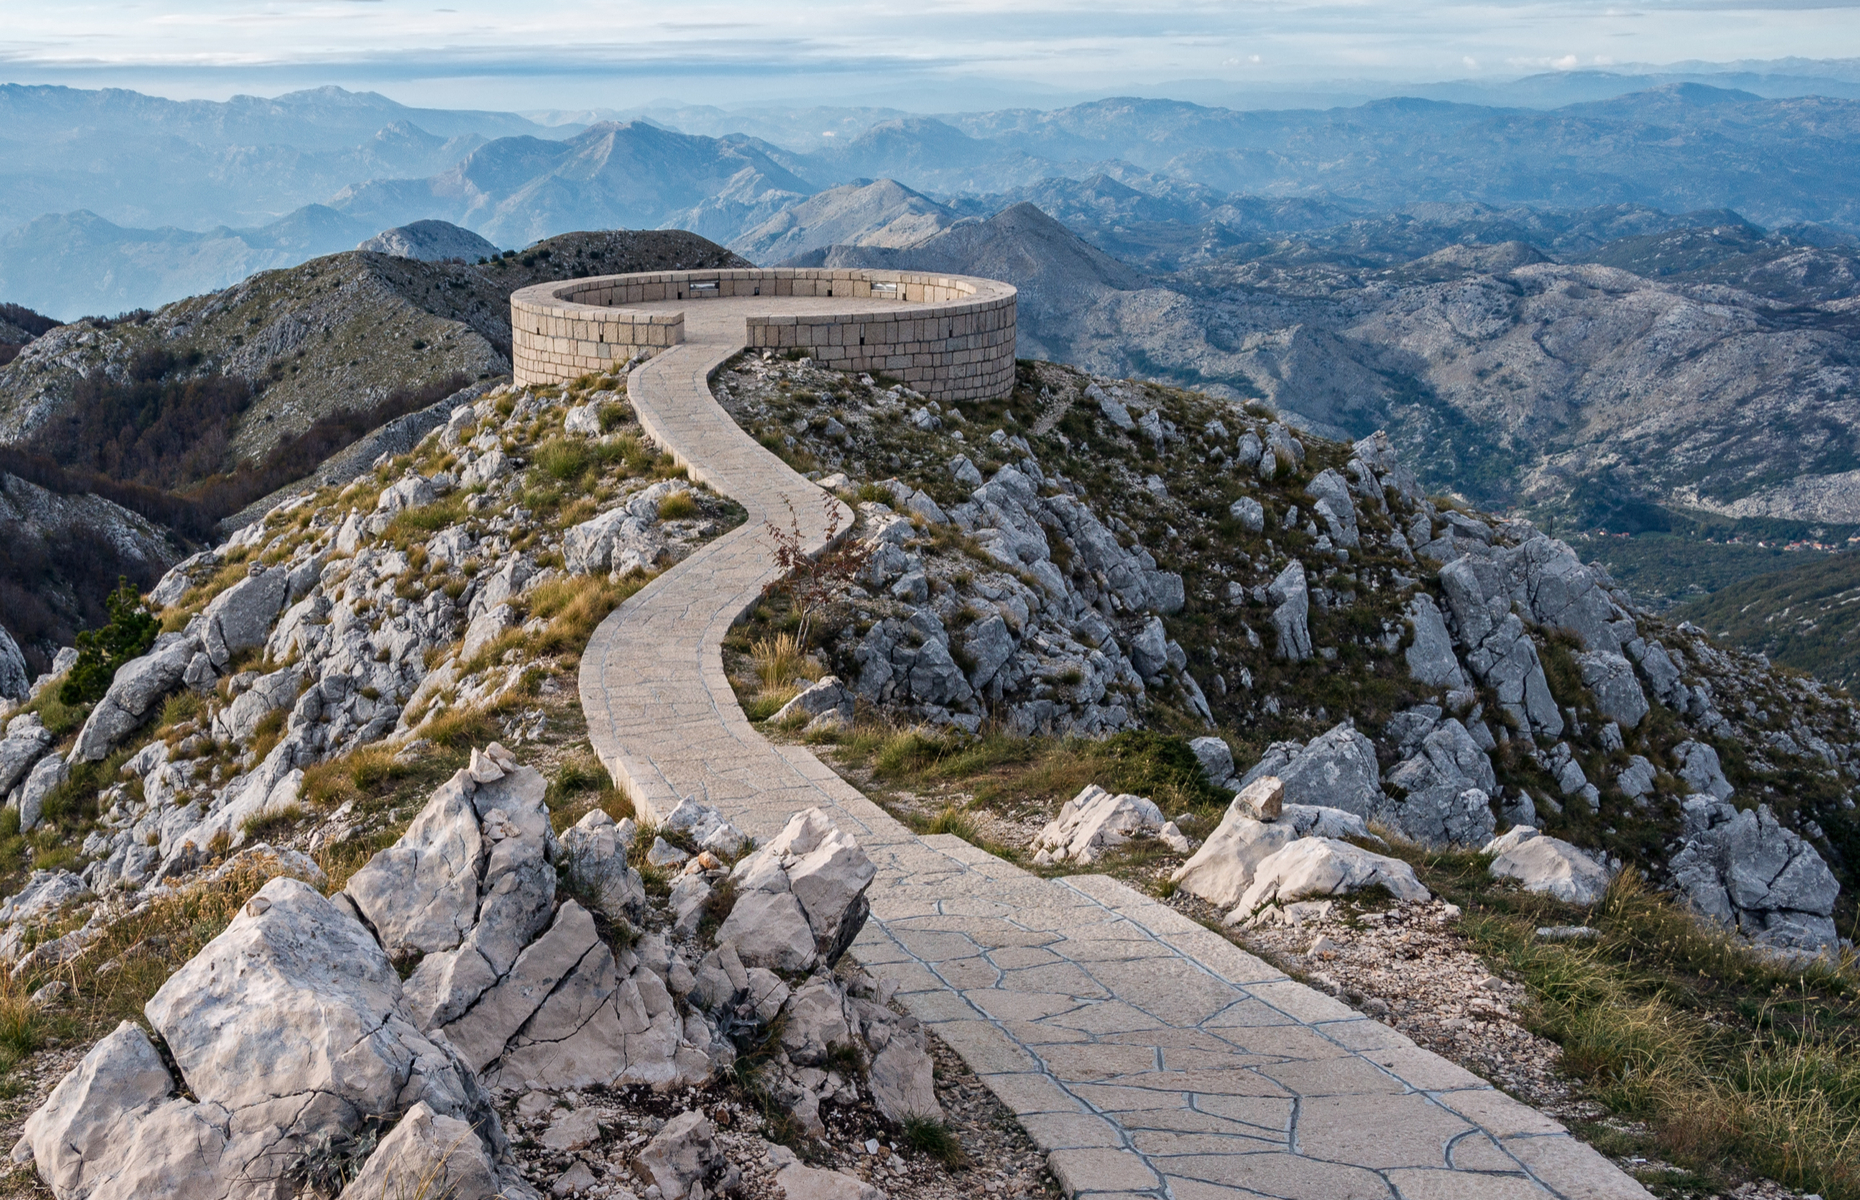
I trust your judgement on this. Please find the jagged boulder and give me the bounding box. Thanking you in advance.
[0,625,28,704]
[1267,561,1312,661]
[201,565,290,670]
[1305,468,1359,548]
[1671,797,1841,952]
[1032,785,1165,864]
[340,1101,505,1200]
[770,676,854,729]
[1577,651,1649,729]
[1438,555,1564,738]
[1381,717,1497,847]
[560,809,645,919]
[1484,827,1611,906]
[1171,787,1374,913]
[69,634,200,762]
[1673,740,1733,801]
[1233,838,1429,922]
[1403,593,1468,690]
[20,875,527,1200]
[723,808,874,972]
[0,713,52,797]
[1239,722,1384,818]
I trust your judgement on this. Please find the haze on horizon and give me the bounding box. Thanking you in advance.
[7,0,1860,113]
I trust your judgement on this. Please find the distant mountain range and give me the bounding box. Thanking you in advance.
[12,80,1860,316]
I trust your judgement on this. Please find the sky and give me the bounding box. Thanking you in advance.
[5,0,1860,112]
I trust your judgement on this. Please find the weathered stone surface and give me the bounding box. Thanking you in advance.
[1403,593,1468,690]
[1485,828,1611,906]
[345,767,490,957]
[1189,736,1237,792]
[1229,496,1265,533]
[636,1111,717,1200]
[563,507,666,577]
[1672,797,1841,951]
[0,625,27,703]
[1033,785,1164,864]
[135,876,505,1195]
[1170,794,1372,912]
[1618,755,1657,800]
[725,808,874,969]
[1674,740,1733,801]
[1381,717,1497,847]
[1231,776,1285,821]
[560,808,644,919]
[69,635,200,762]
[15,755,63,833]
[1240,721,1384,818]
[717,890,817,973]
[776,1162,884,1200]
[1234,838,1431,921]
[1267,561,1312,661]
[1577,651,1649,729]
[662,797,748,857]
[868,1025,940,1123]
[201,566,290,670]
[1305,468,1359,547]
[340,1101,505,1200]
[377,474,437,514]
[1438,555,1565,738]
[21,1022,228,1200]
[0,714,51,797]
[771,676,854,727]
[564,403,603,436]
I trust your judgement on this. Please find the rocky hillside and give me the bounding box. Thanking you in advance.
[0,342,1855,1197]
[716,354,1860,956]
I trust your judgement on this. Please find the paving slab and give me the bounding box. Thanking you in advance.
[577,292,1655,1199]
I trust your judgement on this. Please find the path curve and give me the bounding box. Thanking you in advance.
[579,295,1652,1200]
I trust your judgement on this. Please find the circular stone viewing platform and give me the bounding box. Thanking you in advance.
[509,268,1018,401]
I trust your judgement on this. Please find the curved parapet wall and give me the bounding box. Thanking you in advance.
[510,268,1017,401]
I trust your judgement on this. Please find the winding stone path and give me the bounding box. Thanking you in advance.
[580,295,1652,1200]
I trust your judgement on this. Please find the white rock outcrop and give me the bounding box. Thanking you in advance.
[1032,784,1165,864]
[1484,827,1611,906]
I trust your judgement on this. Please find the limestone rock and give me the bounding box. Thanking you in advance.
[1267,561,1312,661]
[1234,838,1430,921]
[776,1162,884,1200]
[1437,555,1565,738]
[1170,797,1372,911]
[770,676,854,727]
[1403,593,1468,689]
[1577,651,1649,729]
[0,626,27,703]
[21,1022,229,1200]
[563,507,666,577]
[724,808,875,970]
[201,566,290,670]
[1033,785,1165,864]
[1671,797,1841,952]
[1381,717,1497,847]
[560,809,645,919]
[1484,828,1611,906]
[1674,741,1733,801]
[636,1111,717,1200]
[1305,469,1360,548]
[340,1102,507,1200]
[0,714,52,797]
[662,797,748,857]
[69,635,199,762]
[1188,736,1237,792]
[1229,496,1265,533]
[16,755,64,833]
[377,474,437,514]
[1230,776,1284,821]
[133,876,506,1194]
[1239,722,1384,818]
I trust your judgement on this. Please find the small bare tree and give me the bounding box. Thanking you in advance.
[763,493,874,646]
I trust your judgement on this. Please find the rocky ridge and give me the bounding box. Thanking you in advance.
[724,354,1860,956]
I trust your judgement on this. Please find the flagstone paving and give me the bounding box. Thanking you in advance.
[580,293,1653,1199]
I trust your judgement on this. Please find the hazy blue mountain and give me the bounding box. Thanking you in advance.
[329,121,816,247]
[0,84,552,231]
[0,207,376,319]
[730,180,959,263]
